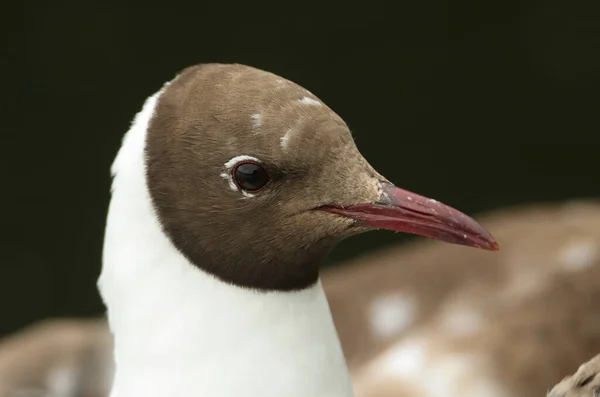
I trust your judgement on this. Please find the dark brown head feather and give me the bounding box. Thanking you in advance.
[145,63,382,291]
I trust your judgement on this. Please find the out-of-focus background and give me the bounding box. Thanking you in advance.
[2,1,600,397]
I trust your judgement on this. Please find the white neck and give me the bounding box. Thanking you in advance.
[98,86,353,397]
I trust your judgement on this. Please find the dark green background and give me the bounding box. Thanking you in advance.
[2,1,599,337]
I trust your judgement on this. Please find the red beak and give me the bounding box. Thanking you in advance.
[319,182,499,251]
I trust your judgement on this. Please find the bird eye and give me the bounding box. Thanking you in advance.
[232,161,270,192]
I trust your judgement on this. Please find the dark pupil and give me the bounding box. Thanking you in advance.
[234,163,269,191]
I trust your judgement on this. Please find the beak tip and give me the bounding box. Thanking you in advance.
[472,226,500,252]
[487,240,500,251]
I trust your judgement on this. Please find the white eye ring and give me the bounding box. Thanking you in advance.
[220,155,262,198]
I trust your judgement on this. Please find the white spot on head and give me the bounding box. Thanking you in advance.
[280,129,292,150]
[250,113,262,130]
[219,172,238,192]
[369,292,416,338]
[223,155,260,172]
[559,238,598,271]
[407,196,413,201]
[273,78,290,91]
[221,155,261,198]
[298,96,322,106]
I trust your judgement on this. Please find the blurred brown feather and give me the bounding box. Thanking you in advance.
[0,318,112,397]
